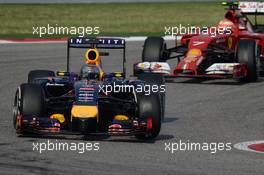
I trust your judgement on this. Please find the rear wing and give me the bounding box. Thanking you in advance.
[67,37,126,77]
[239,1,264,33]
[239,1,264,14]
[68,37,126,49]
[222,1,264,14]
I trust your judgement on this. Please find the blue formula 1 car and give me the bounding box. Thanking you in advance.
[13,37,165,140]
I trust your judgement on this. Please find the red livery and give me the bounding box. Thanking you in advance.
[135,1,264,82]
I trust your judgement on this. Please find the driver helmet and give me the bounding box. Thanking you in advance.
[80,65,100,80]
[218,19,238,33]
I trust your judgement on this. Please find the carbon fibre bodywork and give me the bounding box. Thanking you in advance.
[13,37,164,139]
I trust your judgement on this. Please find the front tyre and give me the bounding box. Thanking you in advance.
[137,73,165,121]
[13,84,45,133]
[135,92,161,140]
[142,37,167,62]
[237,39,258,82]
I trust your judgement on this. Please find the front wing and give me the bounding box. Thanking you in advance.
[168,63,248,80]
[16,115,150,136]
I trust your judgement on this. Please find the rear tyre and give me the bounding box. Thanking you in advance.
[142,37,167,62]
[13,84,45,131]
[237,39,258,82]
[135,91,162,140]
[28,70,55,83]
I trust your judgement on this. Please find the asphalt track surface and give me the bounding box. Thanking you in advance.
[0,41,264,175]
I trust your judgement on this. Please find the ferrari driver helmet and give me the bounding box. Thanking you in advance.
[218,19,238,33]
[80,64,100,80]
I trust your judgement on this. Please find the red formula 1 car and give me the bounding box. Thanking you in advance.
[134,1,264,82]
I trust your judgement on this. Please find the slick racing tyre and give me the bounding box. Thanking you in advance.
[135,91,162,140]
[13,84,45,130]
[137,73,165,121]
[142,37,167,62]
[28,70,55,84]
[237,39,258,82]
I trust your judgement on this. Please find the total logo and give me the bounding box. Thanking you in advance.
[234,140,264,154]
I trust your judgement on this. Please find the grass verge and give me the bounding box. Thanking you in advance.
[0,2,226,38]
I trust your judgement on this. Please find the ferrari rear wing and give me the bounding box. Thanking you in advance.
[239,1,264,14]
[238,1,264,33]
[66,37,126,77]
[222,1,264,14]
